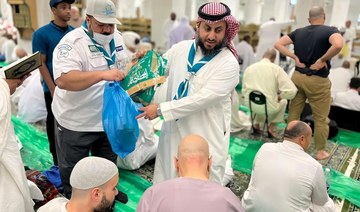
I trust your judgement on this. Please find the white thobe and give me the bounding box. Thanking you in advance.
[242,58,297,124]
[242,141,334,212]
[154,40,239,184]
[162,19,179,50]
[343,27,356,56]
[328,67,352,98]
[333,89,360,111]
[256,20,294,63]
[0,78,34,212]
[168,18,195,49]
[236,40,255,73]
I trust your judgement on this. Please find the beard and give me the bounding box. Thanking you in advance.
[196,35,227,56]
[94,195,114,212]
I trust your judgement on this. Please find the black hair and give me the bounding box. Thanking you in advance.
[349,77,360,89]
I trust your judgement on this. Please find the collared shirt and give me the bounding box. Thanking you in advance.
[242,141,332,212]
[333,89,360,111]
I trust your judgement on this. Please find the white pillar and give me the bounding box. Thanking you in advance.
[150,0,172,50]
[243,0,263,24]
[329,0,350,28]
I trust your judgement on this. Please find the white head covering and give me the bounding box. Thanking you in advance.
[70,156,118,190]
[122,31,141,50]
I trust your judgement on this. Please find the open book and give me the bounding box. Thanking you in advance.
[1,51,41,79]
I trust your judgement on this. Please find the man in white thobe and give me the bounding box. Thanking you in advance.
[256,18,294,64]
[236,35,255,74]
[328,60,352,98]
[0,74,34,211]
[333,77,360,111]
[242,121,334,212]
[162,12,179,50]
[343,20,357,58]
[168,16,195,49]
[137,2,240,185]
[242,48,297,137]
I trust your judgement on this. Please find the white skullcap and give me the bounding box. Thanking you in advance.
[70,156,118,190]
[122,31,141,49]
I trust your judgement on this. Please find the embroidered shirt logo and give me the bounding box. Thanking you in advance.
[88,45,99,52]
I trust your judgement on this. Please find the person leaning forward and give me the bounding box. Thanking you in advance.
[51,0,134,199]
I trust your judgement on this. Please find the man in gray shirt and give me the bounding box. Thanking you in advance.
[136,134,244,212]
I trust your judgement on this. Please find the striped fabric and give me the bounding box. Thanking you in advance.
[197,2,240,59]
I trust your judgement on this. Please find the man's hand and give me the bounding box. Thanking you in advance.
[294,56,305,68]
[310,59,327,71]
[102,69,126,82]
[4,74,30,95]
[136,103,158,120]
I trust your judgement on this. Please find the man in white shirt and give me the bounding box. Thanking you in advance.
[329,60,352,98]
[168,16,195,49]
[38,156,120,212]
[242,120,334,212]
[137,135,245,212]
[256,18,294,63]
[343,20,357,57]
[333,77,360,111]
[162,12,179,50]
[51,0,131,198]
[242,48,297,137]
[236,34,255,74]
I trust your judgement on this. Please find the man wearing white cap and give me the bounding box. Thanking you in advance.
[37,156,119,212]
[52,0,131,198]
[137,2,240,185]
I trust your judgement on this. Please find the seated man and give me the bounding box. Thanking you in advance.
[242,120,334,211]
[328,60,352,98]
[136,134,244,212]
[38,156,120,212]
[333,77,360,111]
[242,48,297,137]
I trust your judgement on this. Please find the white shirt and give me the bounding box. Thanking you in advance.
[236,40,255,73]
[154,40,239,184]
[52,28,129,131]
[256,20,294,62]
[242,141,333,212]
[37,197,68,212]
[162,19,179,49]
[328,67,352,98]
[242,58,297,113]
[333,89,360,111]
[343,27,356,51]
[168,17,195,49]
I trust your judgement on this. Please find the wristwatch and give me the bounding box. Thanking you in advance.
[156,105,162,117]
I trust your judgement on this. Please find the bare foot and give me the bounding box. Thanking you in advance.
[316,150,330,160]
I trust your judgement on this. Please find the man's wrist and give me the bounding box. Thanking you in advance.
[156,105,162,116]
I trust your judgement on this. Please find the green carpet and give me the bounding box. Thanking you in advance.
[11,116,360,210]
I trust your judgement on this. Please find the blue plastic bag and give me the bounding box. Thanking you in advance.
[102,81,140,159]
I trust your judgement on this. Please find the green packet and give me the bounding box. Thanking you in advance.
[121,50,167,106]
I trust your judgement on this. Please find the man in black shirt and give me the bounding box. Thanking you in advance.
[275,6,343,160]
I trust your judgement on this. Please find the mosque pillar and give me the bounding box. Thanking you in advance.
[150,0,172,49]
[243,0,263,24]
[329,0,350,27]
